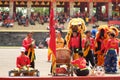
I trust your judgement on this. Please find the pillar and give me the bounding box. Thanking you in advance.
[9,0,14,18]
[87,2,89,13]
[108,1,112,18]
[89,2,93,18]
[80,3,85,13]
[13,2,16,14]
[105,3,108,17]
[27,0,32,18]
[64,2,69,15]
[69,2,74,17]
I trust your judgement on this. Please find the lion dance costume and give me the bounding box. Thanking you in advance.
[94,25,109,66]
[65,18,86,60]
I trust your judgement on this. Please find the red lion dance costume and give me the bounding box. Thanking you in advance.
[94,25,109,66]
[65,18,86,60]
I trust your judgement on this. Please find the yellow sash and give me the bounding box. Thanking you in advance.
[27,47,35,62]
[84,46,90,57]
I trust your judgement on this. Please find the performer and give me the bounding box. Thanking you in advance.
[48,30,65,62]
[82,30,95,67]
[15,47,31,76]
[16,47,30,69]
[65,18,86,60]
[22,32,36,68]
[69,30,81,60]
[71,51,89,76]
[104,32,119,73]
[94,25,109,66]
[56,29,65,49]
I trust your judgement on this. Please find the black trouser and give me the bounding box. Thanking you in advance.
[85,50,95,67]
[25,51,35,68]
[75,69,89,76]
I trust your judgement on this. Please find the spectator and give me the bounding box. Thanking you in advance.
[91,25,98,39]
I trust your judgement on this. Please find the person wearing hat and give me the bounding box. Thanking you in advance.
[71,51,89,76]
[16,47,30,69]
[14,47,31,76]
[22,32,36,68]
[104,32,119,73]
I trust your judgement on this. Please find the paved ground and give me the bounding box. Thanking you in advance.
[0,48,51,77]
[0,48,120,77]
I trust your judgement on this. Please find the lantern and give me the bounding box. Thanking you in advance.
[77,2,80,6]
[41,1,45,5]
[16,1,19,5]
[0,1,2,5]
[4,1,9,5]
[46,2,50,5]
[20,1,25,5]
[57,1,60,5]
[61,2,64,5]
[35,1,39,5]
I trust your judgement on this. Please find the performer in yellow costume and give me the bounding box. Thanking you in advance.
[94,25,109,66]
[48,29,65,62]
[56,30,65,49]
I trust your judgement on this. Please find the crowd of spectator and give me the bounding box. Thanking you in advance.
[0,12,14,28]
[0,10,119,29]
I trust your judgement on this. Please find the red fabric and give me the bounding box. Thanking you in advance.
[108,20,120,25]
[1,77,120,80]
[16,55,30,68]
[56,67,67,74]
[106,38,119,54]
[22,38,34,51]
[69,35,80,48]
[71,57,87,69]
[82,37,95,50]
[49,2,56,57]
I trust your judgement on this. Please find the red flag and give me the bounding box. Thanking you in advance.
[49,2,56,74]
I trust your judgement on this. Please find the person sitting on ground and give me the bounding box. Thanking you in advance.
[14,47,31,76]
[71,51,89,76]
[16,47,30,69]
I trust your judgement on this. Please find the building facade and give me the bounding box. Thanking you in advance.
[0,0,120,19]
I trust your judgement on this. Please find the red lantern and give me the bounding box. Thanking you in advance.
[70,0,74,2]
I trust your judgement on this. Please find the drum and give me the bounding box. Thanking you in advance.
[56,48,71,64]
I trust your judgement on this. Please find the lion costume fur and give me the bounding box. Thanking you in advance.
[65,18,86,60]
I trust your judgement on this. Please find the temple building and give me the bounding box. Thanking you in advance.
[0,0,120,20]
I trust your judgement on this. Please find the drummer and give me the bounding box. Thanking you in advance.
[14,47,31,76]
[16,47,30,69]
[71,51,89,76]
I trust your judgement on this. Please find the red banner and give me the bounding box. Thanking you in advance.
[49,2,56,74]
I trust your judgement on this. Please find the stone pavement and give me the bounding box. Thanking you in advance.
[0,48,120,77]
